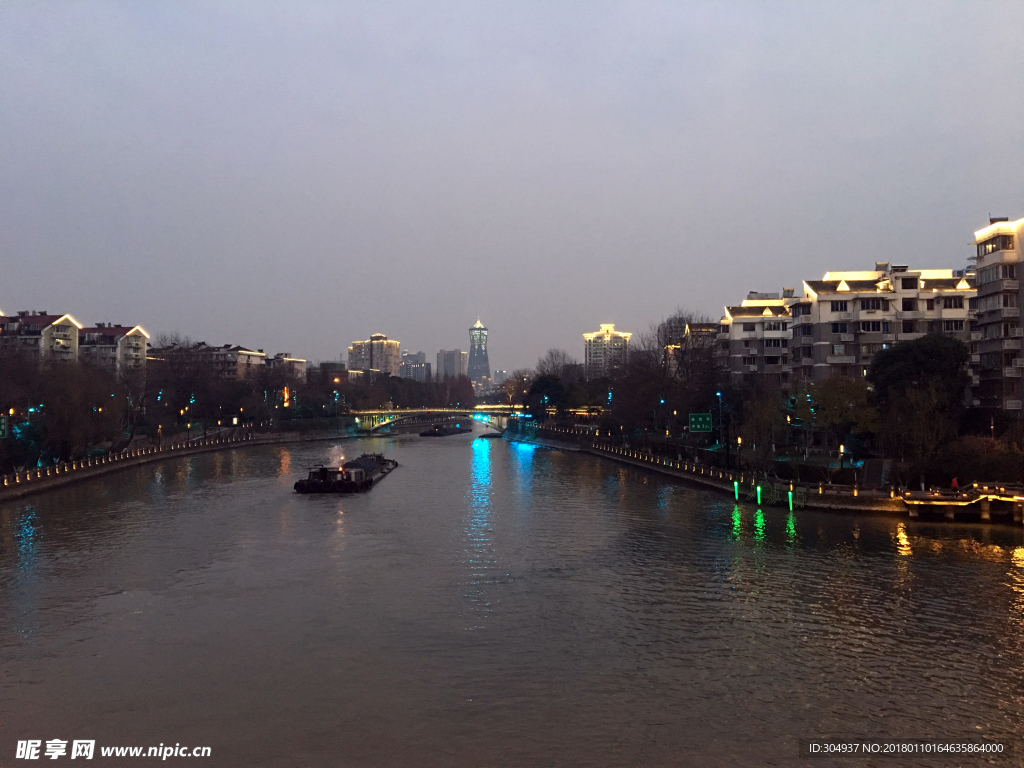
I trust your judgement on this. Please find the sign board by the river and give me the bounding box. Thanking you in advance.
[688,413,713,433]
[0,415,7,439]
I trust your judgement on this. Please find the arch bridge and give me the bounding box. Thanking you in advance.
[351,405,522,434]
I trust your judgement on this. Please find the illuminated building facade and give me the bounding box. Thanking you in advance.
[0,311,83,361]
[718,262,977,390]
[583,324,631,379]
[348,334,401,377]
[973,216,1024,411]
[78,324,149,374]
[467,319,491,388]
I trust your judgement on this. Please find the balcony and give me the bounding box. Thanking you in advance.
[982,307,1021,320]
[897,311,923,320]
[1004,340,1022,350]
[1014,358,1024,368]
[1004,367,1022,378]
[840,333,855,342]
[798,315,813,325]
[1006,400,1023,411]
[826,355,856,364]
[971,332,983,341]
[834,312,853,321]
[897,333,924,341]
[882,333,896,342]
[971,354,981,363]
[977,278,1019,298]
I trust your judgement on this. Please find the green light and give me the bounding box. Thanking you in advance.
[756,485,762,506]
[732,505,741,539]
[734,480,739,500]
[786,512,796,544]
[754,509,765,541]
[788,490,793,511]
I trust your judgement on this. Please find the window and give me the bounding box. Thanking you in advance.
[831,323,847,334]
[832,344,846,355]
[742,323,755,332]
[860,298,886,310]
[781,356,789,364]
[943,296,964,309]
[765,356,781,365]
[764,338,788,348]
[977,263,1017,284]
[926,299,934,310]
[927,321,937,333]
[944,320,965,332]
[719,342,728,351]
[901,277,918,290]
[902,320,916,333]
[969,297,978,309]
[799,325,813,336]
[830,301,848,312]
[901,298,917,311]
[742,339,751,348]
[764,321,782,331]
[976,234,1014,258]
[793,304,810,316]
[861,321,882,332]
[742,357,756,366]
[882,321,890,333]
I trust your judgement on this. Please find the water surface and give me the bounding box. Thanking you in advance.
[2,431,1023,766]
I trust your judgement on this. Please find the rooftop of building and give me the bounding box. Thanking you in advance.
[974,216,1024,243]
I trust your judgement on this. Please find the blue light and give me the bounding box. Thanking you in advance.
[716,391,722,397]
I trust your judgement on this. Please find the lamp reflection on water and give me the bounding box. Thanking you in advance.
[464,438,496,630]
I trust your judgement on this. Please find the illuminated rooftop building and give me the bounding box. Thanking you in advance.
[583,323,631,380]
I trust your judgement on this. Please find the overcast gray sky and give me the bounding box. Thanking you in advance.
[2,1,1022,370]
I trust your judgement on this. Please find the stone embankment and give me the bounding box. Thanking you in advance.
[0,431,348,503]
[505,423,1024,525]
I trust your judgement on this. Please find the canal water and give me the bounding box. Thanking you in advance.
[2,429,1023,766]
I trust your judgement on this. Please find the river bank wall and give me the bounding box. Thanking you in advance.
[504,422,1024,525]
[0,430,351,504]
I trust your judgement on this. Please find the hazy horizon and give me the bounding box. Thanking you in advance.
[2,1,1022,370]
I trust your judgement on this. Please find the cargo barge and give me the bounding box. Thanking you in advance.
[294,453,398,494]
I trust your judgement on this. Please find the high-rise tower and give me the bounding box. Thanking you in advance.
[467,318,491,387]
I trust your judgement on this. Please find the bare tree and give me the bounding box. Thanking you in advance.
[535,348,577,379]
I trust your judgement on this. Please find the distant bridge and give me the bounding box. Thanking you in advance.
[350,405,523,434]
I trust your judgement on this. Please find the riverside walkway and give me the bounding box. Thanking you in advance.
[508,422,1024,526]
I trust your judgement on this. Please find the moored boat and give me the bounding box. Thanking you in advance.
[294,453,398,494]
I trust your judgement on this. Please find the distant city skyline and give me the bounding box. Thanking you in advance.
[1,2,1021,370]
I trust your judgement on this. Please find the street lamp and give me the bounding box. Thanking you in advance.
[839,443,845,471]
[737,435,742,469]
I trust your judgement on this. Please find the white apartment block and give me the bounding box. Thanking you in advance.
[583,324,631,380]
[973,216,1024,411]
[718,262,976,389]
[78,324,149,375]
[0,311,83,361]
[348,334,401,377]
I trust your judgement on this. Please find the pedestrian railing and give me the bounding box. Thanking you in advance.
[0,433,265,489]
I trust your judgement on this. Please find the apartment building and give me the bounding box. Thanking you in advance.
[348,334,401,377]
[436,349,468,379]
[267,353,307,381]
[0,311,83,361]
[718,263,976,388]
[399,350,431,383]
[973,216,1024,411]
[78,324,149,375]
[583,323,631,380]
